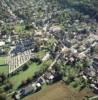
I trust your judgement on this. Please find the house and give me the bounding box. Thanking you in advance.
[6,35,12,43]
[0,41,5,47]
[42,53,50,62]
[20,85,34,97]
[78,52,86,59]
[14,92,20,100]
[84,67,96,77]
[15,84,37,99]
[61,46,70,55]
[49,26,62,33]
[35,30,44,37]
[37,77,45,85]
[90,84,98,91]
[44,70,62,84]
[92,57,98,70]
[15,82,42,99]
[50,70,62,82]
[36,83,42,91]
[44,72,55,84]
[0,48,5,55]
[82,75,88,80]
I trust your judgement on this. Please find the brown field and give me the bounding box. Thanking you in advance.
[24,81,95,100]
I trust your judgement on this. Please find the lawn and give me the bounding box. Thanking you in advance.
[35,50,47,59]
[9,58,52,90]
[14,24,25,33]
[9,63,40,90]
[0,56,8,74]
[0,65,8,74]
[0,56,6,65]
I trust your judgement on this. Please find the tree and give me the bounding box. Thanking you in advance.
[82,58,89,68]
[33,71,42,80]
[26,77,32,84]
[4,82,13,91]
[22,64,29,71]
[0,74,7,84]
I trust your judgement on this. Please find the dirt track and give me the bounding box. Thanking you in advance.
[24,81,94,100]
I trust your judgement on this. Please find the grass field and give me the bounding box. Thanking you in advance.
[14,24,25,33]
[0,49,51,90]
[10,58,52,90]
[35,50,47,59]
[0,49,48,87]
[9,63,40,90]
[0,56,8,74]
[0,56,6,65]
[24,81,95,100]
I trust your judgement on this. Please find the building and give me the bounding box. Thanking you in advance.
[0,41,5,47]
[15,84,36,99]
[15,83,42,99]
[92,57,98,70]
[44,70,61,84]
[10,38,35,55]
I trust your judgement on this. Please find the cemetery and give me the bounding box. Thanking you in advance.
[7,50,33,74]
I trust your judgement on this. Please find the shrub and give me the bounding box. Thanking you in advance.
[0,74,7,84]
[72,82,78,88]
[26,77,32,84]
[22,64,29,71]
[30,58,42,64]
[4,82,13,91]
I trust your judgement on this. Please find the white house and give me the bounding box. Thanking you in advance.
[0,41,5,47]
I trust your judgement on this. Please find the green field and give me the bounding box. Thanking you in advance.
[14,24,25,33]
[35,50,47,59]
[0,52,52,90]
[10,58,52,90]
[9,63,40,90]
[0,57,8,74]
[0,56,6,65]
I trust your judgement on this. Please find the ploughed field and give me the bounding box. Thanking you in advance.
[24,81,94,100]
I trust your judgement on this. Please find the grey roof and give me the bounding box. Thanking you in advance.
[11,38,35,54]
[20,84,34,96]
